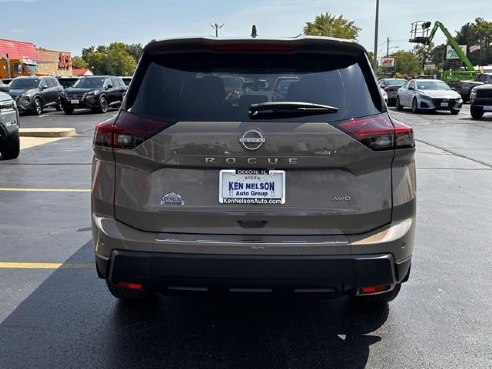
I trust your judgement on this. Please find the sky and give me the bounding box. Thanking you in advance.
[1,0,491,57]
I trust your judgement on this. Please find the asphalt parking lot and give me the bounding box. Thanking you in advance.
[0,106,491,369]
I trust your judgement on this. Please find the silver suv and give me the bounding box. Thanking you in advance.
[0,91,20,160]
[91,37,416,304]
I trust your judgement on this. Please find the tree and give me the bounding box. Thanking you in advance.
[71,56,87,69]
[303,13,360,40]
[392,50,421,77]
[79,42,138,75]
[455,18,492,66]
[125,43,143,61]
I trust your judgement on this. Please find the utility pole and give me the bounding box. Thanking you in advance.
[210,23,224,38]
[373,0,380,73]
[386,37,390,57]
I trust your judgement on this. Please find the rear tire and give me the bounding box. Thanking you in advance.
[351,283,401,305]
[470,106,484,120]
[396,96,403,110]
[450,109,459,115]
[0,132,20,160]
[105,280,154,301]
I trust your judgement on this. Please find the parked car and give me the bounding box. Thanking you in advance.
[0,78,9,93]
[92,36,416,304]
[396,79,462,114]
[0,91,20,160]
[447,73,492,102]
[7,76,63,115]
[469,84,492,120]
[120,76,132,86]
[56,76,80,89]
[271,76,299,101]
[378,78,406,106]
[381,87,388,104]
[60,75,127,114]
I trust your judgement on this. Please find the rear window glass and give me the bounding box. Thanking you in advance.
[73,77,105,88]
[128,52,380,122]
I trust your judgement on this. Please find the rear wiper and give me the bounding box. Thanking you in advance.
[249,102,338,119]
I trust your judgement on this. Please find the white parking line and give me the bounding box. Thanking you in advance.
[20,136,66,150]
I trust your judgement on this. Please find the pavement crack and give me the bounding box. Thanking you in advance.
[416,139,492,169]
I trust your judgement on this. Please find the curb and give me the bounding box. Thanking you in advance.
[19,128,76,138]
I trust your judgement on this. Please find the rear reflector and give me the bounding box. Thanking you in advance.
[338,113,414,151]
[359,285,391,294]
[93,111,170,149]
[118,282,144,290]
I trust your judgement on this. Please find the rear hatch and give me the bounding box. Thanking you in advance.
[100,38,413,235]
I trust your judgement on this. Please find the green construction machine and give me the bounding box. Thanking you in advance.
[409,20,477,81]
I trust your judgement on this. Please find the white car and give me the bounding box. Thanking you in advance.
[381,88,388,104]
[396,79,462,114]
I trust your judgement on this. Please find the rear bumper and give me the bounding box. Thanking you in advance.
[92,212,415,294]
[62,100,97,110]
[96,250,411,294]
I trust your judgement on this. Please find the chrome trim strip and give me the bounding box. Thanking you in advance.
[155,237,349,246]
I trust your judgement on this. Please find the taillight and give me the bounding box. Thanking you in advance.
[392,118,415,149]
[338,113,414,151]
[93,117,116,147]
[93,111,169,149]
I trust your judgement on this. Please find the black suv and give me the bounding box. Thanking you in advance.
[0,91,20,159]
[470,84,492,120]
[8,76,63,115]
[60,76,127,114]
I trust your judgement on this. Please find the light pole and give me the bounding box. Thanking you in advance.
[210,23,224,38]
[373,0,380,73]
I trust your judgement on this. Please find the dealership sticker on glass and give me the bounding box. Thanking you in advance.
[219,169,285,204]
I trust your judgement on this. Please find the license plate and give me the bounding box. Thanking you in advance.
[219,169,285,204]
[70,99,79,104]
[440,102,448,107]
[484,105,492,111]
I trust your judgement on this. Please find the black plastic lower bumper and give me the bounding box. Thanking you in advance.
[97,250,411,293]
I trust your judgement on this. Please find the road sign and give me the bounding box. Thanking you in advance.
[380,57,395,67]
[446,45,467,59]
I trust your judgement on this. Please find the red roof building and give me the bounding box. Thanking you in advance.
[72,68,93,76]
[0,38,49,61]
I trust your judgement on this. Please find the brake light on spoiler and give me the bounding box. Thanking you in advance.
[338,113,414,151]
[210,43,299,52]
[93,111,170,149]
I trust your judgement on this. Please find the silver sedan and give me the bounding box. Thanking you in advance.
[396,79,462,114]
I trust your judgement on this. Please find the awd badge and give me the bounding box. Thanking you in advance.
[161,192,185,206]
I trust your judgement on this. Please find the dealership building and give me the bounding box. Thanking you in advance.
[0,38,72,76]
